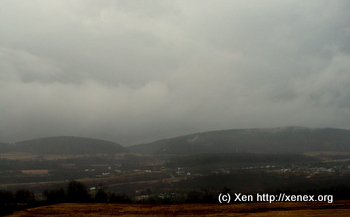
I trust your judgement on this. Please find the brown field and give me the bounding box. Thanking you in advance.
[21,170,49,175]
[304,151,350,156]
[304,151,350,162]
[0,152,39,160]
[8,200,350,216]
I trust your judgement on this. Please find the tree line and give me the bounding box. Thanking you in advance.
[2,180,350,216]
[0,180,131,216]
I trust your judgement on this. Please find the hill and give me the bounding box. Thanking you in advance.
[129,127,350,155]
[8,136,128,155]
[0,142,13,153]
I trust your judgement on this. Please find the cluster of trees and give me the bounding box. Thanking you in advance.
[0,189,36,216]
[0,181,131,216]
[0,189,35,204]
[0,181,134,205]
[43,181,131,203]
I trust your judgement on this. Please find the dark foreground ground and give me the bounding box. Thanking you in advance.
[7,200,350,216]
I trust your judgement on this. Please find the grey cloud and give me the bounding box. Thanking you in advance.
[1,0,350,145]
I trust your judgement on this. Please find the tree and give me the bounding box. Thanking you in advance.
[66,181,91,202]
[201,188,215,203]
[0,190,14,205]
[43,188,66,203]
[108,193,132,203]
[95,189,108,203]
[185,191,202,203]
[15,189,35,203]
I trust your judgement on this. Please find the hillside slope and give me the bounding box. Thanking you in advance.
[12,136,128,155]
[0,142,12,153]
[129,127,350,155]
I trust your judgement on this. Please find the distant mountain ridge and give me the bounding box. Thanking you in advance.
[0,136,128,155]
[1,127,350,156]
[129,127,350,155]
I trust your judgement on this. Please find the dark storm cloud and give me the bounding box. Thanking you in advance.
[1,0,350,145]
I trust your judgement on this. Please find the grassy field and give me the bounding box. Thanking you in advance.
[8,200,350,216]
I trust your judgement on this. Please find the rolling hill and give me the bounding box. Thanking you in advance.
[129,127,350,155]
[0,142,13,153]
[0,136,128,155]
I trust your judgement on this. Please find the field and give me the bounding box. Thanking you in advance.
[8,200,350,216]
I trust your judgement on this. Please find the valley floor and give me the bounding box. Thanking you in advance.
[8,200,350,217]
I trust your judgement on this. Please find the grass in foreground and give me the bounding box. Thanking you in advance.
[7,200,350,217]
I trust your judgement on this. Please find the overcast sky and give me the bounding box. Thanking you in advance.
[1,1,350,146]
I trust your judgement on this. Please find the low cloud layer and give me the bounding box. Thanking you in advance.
[1,1,350,145]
